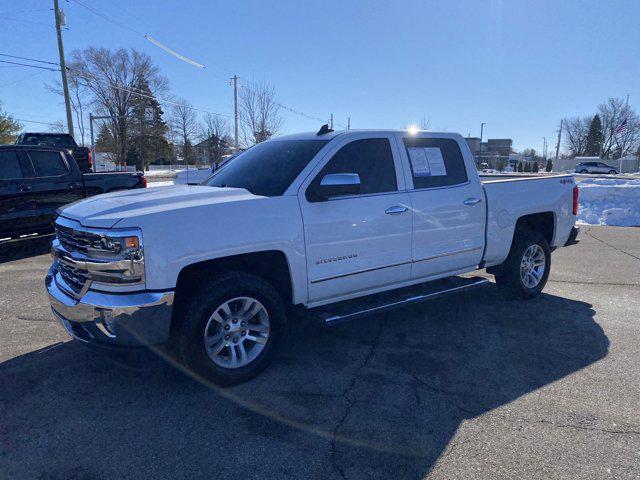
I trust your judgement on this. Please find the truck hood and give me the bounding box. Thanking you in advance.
[59,185,260,228]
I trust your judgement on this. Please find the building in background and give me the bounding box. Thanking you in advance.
[465,136,514,169]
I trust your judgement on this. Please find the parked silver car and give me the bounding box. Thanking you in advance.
[574,161,619,174]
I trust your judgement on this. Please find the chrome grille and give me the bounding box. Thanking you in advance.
[55,224,101,254]
[57,260,89,295]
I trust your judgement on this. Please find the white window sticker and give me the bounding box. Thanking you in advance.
[408,147,447,177]
[407,147,431,176]
[424,147,447,176]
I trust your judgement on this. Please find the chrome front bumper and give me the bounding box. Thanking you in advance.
[46,266,174,348]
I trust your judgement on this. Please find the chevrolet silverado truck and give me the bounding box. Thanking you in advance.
[0,145,146,241]
[46,128,580,385]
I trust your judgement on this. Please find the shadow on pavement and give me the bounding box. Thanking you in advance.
[0,287,608,479]
[0,236,52,264]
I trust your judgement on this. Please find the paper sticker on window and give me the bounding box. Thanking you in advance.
[408,147,447,177]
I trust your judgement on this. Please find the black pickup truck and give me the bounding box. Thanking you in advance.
[15,132,93,172]
[0,145,146,241]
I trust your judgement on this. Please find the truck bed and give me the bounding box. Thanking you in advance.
[480,173,576,268]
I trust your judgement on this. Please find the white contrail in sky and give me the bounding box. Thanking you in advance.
[145,35,205,69]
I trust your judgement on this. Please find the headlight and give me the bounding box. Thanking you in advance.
[84,230,144,285]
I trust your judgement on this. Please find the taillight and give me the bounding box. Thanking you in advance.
[573,186,579,215]
[141,176,147,188]
[87,148,93,169]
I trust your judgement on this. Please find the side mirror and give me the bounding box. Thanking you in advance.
[315,173,360,200]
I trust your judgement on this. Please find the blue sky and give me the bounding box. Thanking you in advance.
[1,0,639,151]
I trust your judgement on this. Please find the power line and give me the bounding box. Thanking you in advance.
[0,70,46,88]
[16,117,59,126]
[0,53,60,66]
[69,0,141,35]
[0,60,60,72]
[0,16,56,28]
[0,9,52,15]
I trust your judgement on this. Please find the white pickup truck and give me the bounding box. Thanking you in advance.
[46,128,580,385]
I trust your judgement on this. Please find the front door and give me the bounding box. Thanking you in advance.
[396,134,486,280]
[0,149,33,237]
[299,135,412,304]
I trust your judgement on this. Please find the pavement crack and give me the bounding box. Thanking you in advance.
[497,415,640,436]
[585,228,640,262]
[329,321,385,480]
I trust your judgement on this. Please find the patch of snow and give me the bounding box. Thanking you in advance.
[577,178,640,227]
[147,180,174,188]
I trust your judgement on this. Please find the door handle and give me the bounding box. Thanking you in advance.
[17,185,32,192]
[68,182,81,189]
[463,197,482,206]
[385,205,408,215]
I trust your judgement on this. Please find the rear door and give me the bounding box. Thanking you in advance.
[395,133,486,280]
[0,149,33,237]
[23,149,84,231]
[298,134,412,304]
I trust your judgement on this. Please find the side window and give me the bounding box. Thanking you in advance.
[27,150,69,177]
[308,138,397,199]
[0,151,24,180]
[403,138,468,189]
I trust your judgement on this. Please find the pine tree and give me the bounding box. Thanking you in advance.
[585,114,603,157]
[532,161,539,172]
[126,79,172,170]
[517,162,524,172]
[524,162,531,172]
[545,159,553,172]
[0,102,22,143]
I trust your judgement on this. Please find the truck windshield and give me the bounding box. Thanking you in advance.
[205,139,329,196]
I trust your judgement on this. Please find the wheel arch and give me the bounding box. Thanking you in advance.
[172,250,296,323]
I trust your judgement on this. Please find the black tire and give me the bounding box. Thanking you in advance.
[494,229,551,299]
[171,272,288,386]
[608,170,617,174]
[579,169,588,174]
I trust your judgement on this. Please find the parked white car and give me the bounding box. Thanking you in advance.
[47,128,580,385]
[574,161,619,174]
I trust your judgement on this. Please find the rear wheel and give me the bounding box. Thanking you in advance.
[608,170,617,174]
[579,169,588,174]
[172,273,288,386]
[494,230,551,299]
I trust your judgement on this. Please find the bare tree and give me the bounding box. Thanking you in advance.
[239,81,283,146]
[199,113,231,166]
[171,99,199,163]
[562,116,591,157]
[598,97,640,158]
[47,75,90,145]
[69,47,168,162]
[48,120,66,133]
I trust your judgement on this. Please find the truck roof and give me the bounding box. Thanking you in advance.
[272,129,455,141]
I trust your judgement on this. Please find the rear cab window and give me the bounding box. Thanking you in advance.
[27,150,70,177]
[402,137,468,189]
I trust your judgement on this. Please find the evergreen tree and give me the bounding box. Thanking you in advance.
[545,159,553,172]
[585,114,603,157]
[532,161,539,172]
[126,79,172,170]
[524,162,531,172]
[0,102,22,143]
[517,162,524,172]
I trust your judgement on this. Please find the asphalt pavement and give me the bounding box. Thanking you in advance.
[0,226,638,479]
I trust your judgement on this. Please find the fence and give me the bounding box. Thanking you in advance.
[146,164,202,172]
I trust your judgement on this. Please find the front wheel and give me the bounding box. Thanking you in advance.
[494,230,551,299]
[579,169,588,174]
[608,170,617,174]
[171,273,288,386]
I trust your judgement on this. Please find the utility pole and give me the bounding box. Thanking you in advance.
[329,113,334,130]
[230,75,239,151]
[542,137,547,160]
[347,117,350,130]
[479,122,486,165]
[53,0,74,137]
[555,119,562,161]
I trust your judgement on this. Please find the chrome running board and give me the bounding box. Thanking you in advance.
[316,276,490,325]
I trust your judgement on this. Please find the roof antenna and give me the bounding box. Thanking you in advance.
[317,124,334,136]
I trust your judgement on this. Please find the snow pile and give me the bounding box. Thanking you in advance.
[577,178,640,227]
